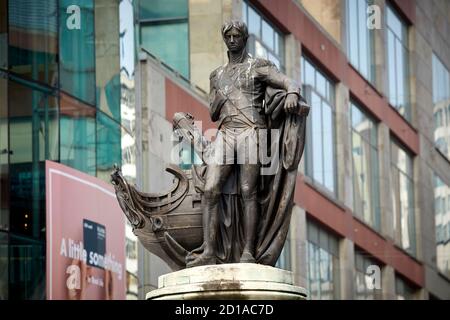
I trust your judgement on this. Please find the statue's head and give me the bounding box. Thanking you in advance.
[221,20,248,53]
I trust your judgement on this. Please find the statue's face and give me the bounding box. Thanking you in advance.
[223,28,246,53]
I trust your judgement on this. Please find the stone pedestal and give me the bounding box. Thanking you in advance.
[146,263,308,300]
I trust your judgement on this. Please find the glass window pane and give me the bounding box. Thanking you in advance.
[304,59,315,87]
[261,20,274,50]
[307,221,340,300]
[434,174,450,278]
[357,0,369,78]
[347,0,359,69]
[432,54,450,160]
[139,0,188,20]
[242,2,248,25]
[60,0,96,105]
[8,0,58,86]
[311,92,323,183]
[387,31,397,107]
[346,0,374,83]
[0,74,8,231]
[97,112,121,182]
[322,102,334,192]
[248,5,261,38]
[60,93,96,176]
[8,80,58,239]
[352,102,379,227]
[141,22,189,79]
[316,71,327,99]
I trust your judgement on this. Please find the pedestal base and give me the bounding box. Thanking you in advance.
[146,263,308,300]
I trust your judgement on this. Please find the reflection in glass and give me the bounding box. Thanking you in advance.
[0,74,8,231]
[60,0,96,105]
[97,112,121,182]
[60,93,96,176]
[307,220,339,300]
[432,54,450,160]
[386,5,410,120]
[351,102,380,230]
[346,0,375,83]
[8,0,58,86]
[433,174,450,278]
[391,140,415,256]
[9,79,58,239]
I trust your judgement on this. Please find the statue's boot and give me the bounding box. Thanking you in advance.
[240,251,256,263]
[186,253,216,268]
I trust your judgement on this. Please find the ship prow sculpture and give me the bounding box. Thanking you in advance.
[111,20,310,272]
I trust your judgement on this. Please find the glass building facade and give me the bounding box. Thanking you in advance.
[0,0,123,299]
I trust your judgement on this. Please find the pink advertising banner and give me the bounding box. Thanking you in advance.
[46,160,126,300]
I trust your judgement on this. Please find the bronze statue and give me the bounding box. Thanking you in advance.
[111,20,309,270]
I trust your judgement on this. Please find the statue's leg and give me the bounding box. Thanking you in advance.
[238,164,259,263]
[187,164,233,267]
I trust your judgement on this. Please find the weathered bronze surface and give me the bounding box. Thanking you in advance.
[111,21,309,270]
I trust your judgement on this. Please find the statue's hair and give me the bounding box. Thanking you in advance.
[221,20,249,41]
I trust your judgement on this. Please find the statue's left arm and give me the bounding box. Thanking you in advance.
[256,60,304,113]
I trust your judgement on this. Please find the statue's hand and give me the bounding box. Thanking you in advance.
[284,93,299,114]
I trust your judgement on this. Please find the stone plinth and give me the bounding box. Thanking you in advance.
[146,263,308,300]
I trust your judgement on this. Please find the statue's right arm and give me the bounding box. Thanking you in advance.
[209,70,226,122]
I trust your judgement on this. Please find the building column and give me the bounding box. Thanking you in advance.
[335,82,353,209]
[290,205,308,289]
[339,238,355,300]
[189,0,235,92]
[381,265,396,299]
[378,122,395,240]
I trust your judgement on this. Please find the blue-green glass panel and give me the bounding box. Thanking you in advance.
[60,98,96,176]
[8,80,58,240]
[96,112,121,173]
[8,0,58,86]
[0,0,6,69]
[139,0,188,20]
[59,0,96,105]
[141,22,189,78]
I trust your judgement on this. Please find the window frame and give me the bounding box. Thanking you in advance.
[350,101,381,230]
[390,137,416,257]
[242,0,285,70]
[345,0,376,84]
[306,219,340,300]
[302,56,337,196]
[385,3,411,121]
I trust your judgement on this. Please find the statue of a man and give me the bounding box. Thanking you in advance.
[187,20,304,267]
